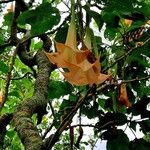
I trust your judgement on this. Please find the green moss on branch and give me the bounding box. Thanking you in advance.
[13,51,53,150]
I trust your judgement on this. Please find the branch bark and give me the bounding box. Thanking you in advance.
[12,50,53,150]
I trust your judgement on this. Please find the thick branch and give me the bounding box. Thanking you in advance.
[17,43,36,67]
[13,51,53,150]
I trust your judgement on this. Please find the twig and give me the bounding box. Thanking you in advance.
[68,122,114,129]
[96,75,150,92]
[50,0,56,4]
[18,15,70,45]
[42,122,54,140]
[48,101,55,119]
[12,72,34,80]
[0,0,14,4]
[47,87,93,149]
[103,37,150,72]
[122,75,150,84]
[67,124,99,129]
[62,0,70,10]
[90,3,104,10]
[0,45,18,112]
[129,127,137,139]
[28,0,35,7]
[0,72,34,80]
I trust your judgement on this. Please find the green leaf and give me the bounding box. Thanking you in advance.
[3,12,13,26]
[107,130,129,150]
[48,81,73,99]
[84,6,103,30]
[59,99,74,110]
[0,61,9,73]
[69,94,77,102]
[104,27,118,40]
[82,102,99,119]
[17,3,60,35]
[98,98,105,109]
[139,2,150,17]
[102,12,120,28]
[130,121,137,131]
[55,24,68,43]
[0,34,4,45]
[139,120,150,134]
[98,112,127,128]
[7,130,16,138]
[104,0,134,13]
[34,41,43,50]
[9,91,20,98]
[129,139,150,150]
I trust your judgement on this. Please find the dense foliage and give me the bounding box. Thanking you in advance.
[0,0,150,150]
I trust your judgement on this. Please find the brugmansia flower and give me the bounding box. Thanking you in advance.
[45,0,110,86]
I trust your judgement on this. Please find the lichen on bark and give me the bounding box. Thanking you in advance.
[13,50,53,150]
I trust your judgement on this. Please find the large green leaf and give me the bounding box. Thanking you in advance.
[129,139,150,150]
[55,24,68,43]
[48,80,73,99]
[0,61,9,73]
[97,112,127,129]
[104,0,135,13]
[83,6,103,30]
[17,3,60,35]
[3,12,13,26]
[107,130,129,150]
[139,120,150,134]
[82,101,100,119]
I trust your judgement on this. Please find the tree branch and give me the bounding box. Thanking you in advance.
[46,87,94,149]
[0,46,18,112]
[42,122,54,140]
[0,0,14,4]
[103,37,150,72]
[12,72,34,80]
[18,15,70,45]
[70,121,114,130]
[13,51,53,150]
[97,75,150,92]
[122,75,150,84]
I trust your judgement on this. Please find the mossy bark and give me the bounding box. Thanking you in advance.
[13,51,52,150]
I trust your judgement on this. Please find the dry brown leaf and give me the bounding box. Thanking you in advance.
[119,84,131,107]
